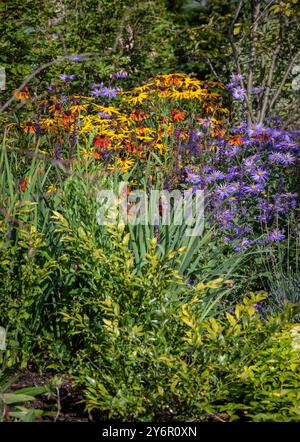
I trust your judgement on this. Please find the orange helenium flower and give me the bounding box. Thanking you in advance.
[14,87,29,100]
[229,136,244,145]
[130,109,145,121]
[94,136,111,148]
[171,110,186,122]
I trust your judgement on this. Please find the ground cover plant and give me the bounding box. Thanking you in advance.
[0,0,299,423]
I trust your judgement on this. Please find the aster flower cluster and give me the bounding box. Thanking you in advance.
[226,74,263,102]
[184,120,299,251]
[114,70,128,79]
[226,74,246,102]
[91,83,118,99]
[60,74,76,82]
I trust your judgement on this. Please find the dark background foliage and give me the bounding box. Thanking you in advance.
[0,0,233,99]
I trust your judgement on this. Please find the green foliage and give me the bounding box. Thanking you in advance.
[0,0,178,102]
[69,290,300,421]
[0,369,60,421]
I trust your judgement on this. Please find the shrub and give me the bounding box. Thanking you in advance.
[67,284,300,421]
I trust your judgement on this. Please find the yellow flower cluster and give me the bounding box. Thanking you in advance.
[122,73,224,104]
[7,73,228,173]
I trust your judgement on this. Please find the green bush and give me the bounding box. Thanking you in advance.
[68,289,300,421]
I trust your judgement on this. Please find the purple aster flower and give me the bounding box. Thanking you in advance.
[196,130,204,139]
[69,55,84,62]
[230,182,242,192]
[231,122,248,133]
[266,116,282,123]
[186,186,200,194]
[232,87,246,101]
[218,210,236,229]
[101,87,118,99]
[268,152,295,165]
[225,145,242,157]
[248,123,268,137]
[185,171,201,184]
[235,239,251,252]
[227,195,238,204]
[242,225,253,233]
[215,184,236,199]
[280,153,296,165]
[230,73,244,83]
[258,199,274,214]
[272,193,298,213]
[198,118,213,127]
[97,111,111,119]
[205,170,225,183]
[268,152,282,164]
[276,140,297,150]
[269,128,283,139]
[243,155,260,171]
[60,74,76,82]
[226,83,235,90]
[115,70,128,79]
[268,229,285,242]
[251,169,269,182]
[250,86,263,94]
[91,82,104,88]
[225,167,242,180]
[91,88,103,97]
[244,183,264,194]
[276,192,298,201]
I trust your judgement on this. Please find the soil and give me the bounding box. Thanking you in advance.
[10,369,90,422]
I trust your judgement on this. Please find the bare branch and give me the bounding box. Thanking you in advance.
[259,19,283,123]
[282,97,300,129]
[227,0,244,82]
[0,52,107,114]
[269,49,300,111]
[247,0,261,123]
[227,0,255,122]
[202,57,222,82]
[251,0,276,28]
